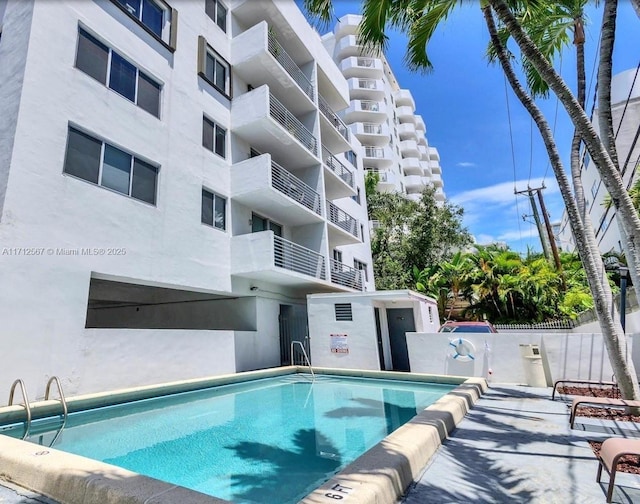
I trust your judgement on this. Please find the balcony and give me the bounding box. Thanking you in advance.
[434,189,446,202]
[420,160,432,177]
[344,99,387,123]
[232,85,319,166]
[323,147,356,199]
[415,115,426,132]
[334,14,361,39]
[363,145,393,168]
[404,174,425,190]
[318,94,350,153]
[394,89,416,109]
[367,168,396,192]
[347,78,385,101]
[401,157,421,175]
[330,259,364,291]
[398,122,417,141]
[400,139,420,158]
[326,200,360,245]
[397,105,416,123]
[339,56,384,79]
[232,154,323,226]
[350,122,388,146]
[232,22,315,115]
[418,144,429,161]
[335,34,367,60]
[431,173,444,188]
[231,231,329,288]
[430,161,442,174]
[429,146,440,161]
[406,193,422,202]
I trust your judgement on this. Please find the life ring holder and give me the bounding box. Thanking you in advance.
[448,337,475,362]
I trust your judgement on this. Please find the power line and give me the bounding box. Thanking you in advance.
[504,73,524,248]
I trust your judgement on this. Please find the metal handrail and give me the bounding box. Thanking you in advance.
[326,200,359,238]
[360,100,380,111]
[271,161,321,215]
[318,95,349,142]
[274,235,326,280]
[291,340,315,380]
[330,259,364,291]
[267,28,315,101]
[365,146,385,158]
[358,78,378,89]
[269,93,318,156]
[8,379,31,439]
[322,147,354,188]
[356,57,376,68]
[363,123,382,134]
[45,376,68,445]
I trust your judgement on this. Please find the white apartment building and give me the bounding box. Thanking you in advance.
[321,14,445,203]
[0,0,375,396]
[558,68,640,254]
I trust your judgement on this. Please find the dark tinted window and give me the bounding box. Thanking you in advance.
[142,0,163,37]
[102,145,132,195]
[64,128,102,184]
[202,117,215,152]
[109,52,137,101]
[76,29,109,84]
[137,72,161,117]
[132,159,158,204]
[214,194,226,230]
[215,124,226,157]
[202,189,214,226]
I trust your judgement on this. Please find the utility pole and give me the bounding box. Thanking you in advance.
[516,186,551,261]
[536,187,562,272]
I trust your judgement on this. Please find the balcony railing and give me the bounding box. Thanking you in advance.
[363,123,382,134]
[271,161,321,215]
[356,57,376,68]
[267,28,315,101]
[357,78,378,89]
[326,200,358,238]
[330,259,363,290]
[360,100,380,111]
[274,235,326,280]
[364,146,385,158]
[323,147,354,188]
[318,94,349,142]
[269,94,318,156]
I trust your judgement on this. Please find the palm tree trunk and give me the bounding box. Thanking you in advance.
[631,0,640,19]
[598,0,619,169]
[482,5,639,401]
[572,15,586,221]
[489,0,640,335]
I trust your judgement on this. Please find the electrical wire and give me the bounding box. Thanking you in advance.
[504,73,524,248]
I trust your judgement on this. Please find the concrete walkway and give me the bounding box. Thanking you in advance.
[403,384,640,504]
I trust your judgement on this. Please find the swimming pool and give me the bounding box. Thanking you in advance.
[0,368,486,504]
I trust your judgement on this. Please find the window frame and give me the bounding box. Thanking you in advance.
[354,258,368,282]
[202,116,227,159]
[110,0,178,52]
[197,35,232,99]
[63,125,159,206]
[205,0,227,33]
[75,27,162,118]
[201,188,227,231]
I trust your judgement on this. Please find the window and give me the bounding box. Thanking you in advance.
[345,150,357,167]
[112,0,176,50]
[201,188,226,230]
[202,116,226,158]
[354,259,368,282]
[351,187,361,204]
[590,180,599,199]
[76,29,161,117]
[334,303,353,321]
[197,36,231,97]
[205,0,227,32]
[251,213,282,236]
[333,249,342,263]
[64,126,158,205]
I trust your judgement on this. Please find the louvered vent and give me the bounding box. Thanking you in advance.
[334,303,353,321]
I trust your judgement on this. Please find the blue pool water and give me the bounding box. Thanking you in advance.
[6,375,455,504]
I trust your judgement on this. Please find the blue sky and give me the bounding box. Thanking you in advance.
[305,1,640,254]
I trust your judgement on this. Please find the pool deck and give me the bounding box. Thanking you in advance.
[2,382,640,504]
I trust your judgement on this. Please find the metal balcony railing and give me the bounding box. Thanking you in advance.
[323,147,354,188]
[271,161,321,215]
[360,100,380,111]
[358,79,378,89]
[363,123,382,134]
[274,235,326,280]
[356,57,376,68]
[269,94,318,156]
[326,200,358,238]
[366,168,392,183]
[267,28,315,101]
[330,259,364,291]
[364,146,385,158]
[318,95,349,142]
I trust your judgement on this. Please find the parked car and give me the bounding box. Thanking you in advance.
[438,321,498,333]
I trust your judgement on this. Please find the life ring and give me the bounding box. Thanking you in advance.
[449,338,475,361]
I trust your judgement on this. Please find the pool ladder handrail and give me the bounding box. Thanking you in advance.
[291,341,315,381]
[45,376,68,446]
[8,378,31,439]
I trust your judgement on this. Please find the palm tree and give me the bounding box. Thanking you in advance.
[303,0,640,400]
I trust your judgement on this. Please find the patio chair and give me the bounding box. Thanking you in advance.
[596,437,640,502]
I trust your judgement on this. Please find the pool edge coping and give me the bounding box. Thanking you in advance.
[0,368,486,504]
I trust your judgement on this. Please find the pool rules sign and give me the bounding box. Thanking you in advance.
[330,334,349,354]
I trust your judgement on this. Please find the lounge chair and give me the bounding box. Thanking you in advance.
[596,437,640,502]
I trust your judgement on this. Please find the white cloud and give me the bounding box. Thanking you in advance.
[456,161,476,167]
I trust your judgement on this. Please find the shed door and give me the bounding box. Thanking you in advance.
[386,308,415,372]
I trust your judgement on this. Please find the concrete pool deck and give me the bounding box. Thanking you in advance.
[2,380,640,503]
